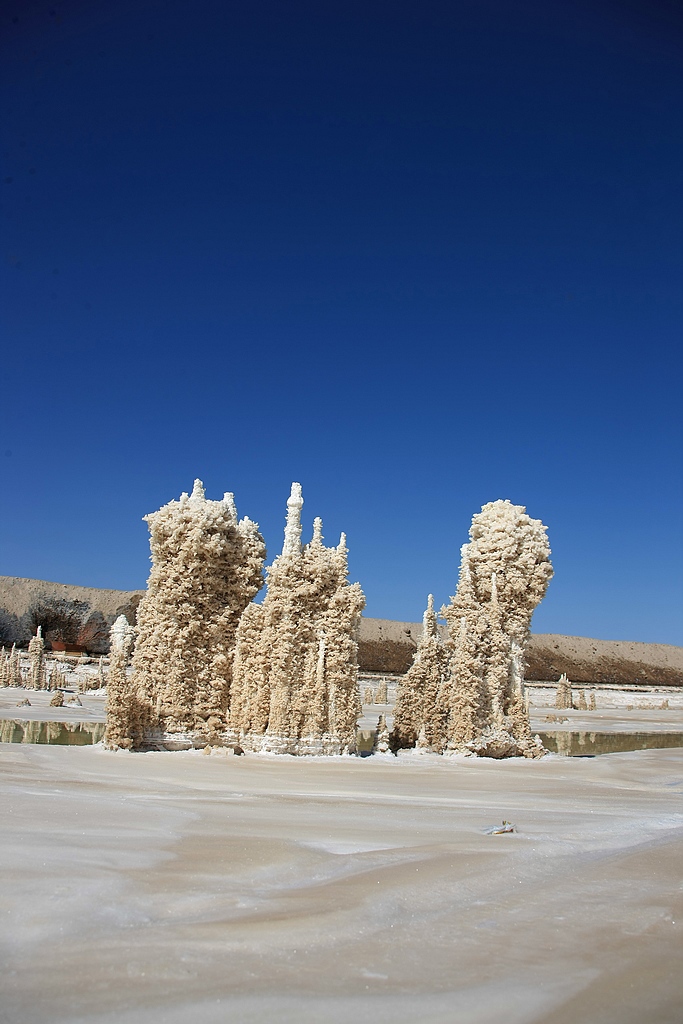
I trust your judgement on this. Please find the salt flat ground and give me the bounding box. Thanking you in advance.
[1,744,682,1024]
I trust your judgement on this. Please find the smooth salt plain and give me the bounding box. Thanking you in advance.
[1,740,682,1024]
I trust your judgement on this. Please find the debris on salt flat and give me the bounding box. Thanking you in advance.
[484,821,517,835]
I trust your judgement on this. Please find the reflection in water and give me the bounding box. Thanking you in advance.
[0,720,105,745]
[539,731,683,756]
[358,728,683,757]
[2,720,682,756]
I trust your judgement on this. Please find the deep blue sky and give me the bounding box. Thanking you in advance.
[1,0,681,644]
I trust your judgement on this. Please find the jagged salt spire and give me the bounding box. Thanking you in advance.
[334,532,348,572]
[190,479,205,502]
[110,614,134,652]
[423,594,437,636]
[460,543,471,579]
[312,517,323,544]
[223,492,238,521]
[282,482,304,557]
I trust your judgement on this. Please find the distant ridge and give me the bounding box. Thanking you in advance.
[1,576,681,687]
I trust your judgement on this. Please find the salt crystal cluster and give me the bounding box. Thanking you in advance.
[230,484,365,754]
[128,480,266,746]
[103,615,137,749]
[394,499,553,758]
[392,595,448,750]
[555,672,572,709]
[28,627,46,689]
[105,479,363,754]
[105,484,551,760]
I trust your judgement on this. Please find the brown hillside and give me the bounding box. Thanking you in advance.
[1,576,681,686]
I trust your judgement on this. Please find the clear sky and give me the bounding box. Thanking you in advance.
[1,0,681,644]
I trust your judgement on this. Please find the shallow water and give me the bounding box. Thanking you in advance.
[539,730,683,756]
[2,720,683,758]
[0,719,105,745]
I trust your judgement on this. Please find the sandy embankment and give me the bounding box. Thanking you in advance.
[1,742,681,1024]
[358,617,683,686]
[3,576,683,687]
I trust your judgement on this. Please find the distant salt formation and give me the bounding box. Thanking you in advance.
[28,628,47,689]
[109,480,266,750]
[555,673,572,709]
[394,500,553,758]
[374,679,388,704]
[49,665,67,691]
[230,484,365,755]
[9,645,22,687]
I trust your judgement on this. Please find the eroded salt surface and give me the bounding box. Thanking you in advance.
[1,743,682,1024]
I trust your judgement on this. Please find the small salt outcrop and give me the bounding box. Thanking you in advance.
[28,627,46,690]
[372,714,391,754]
[555,673,573,709]
[49,665,67,691]
[9,645,22,687]
[103,615,137,750]
[50,690,64,707]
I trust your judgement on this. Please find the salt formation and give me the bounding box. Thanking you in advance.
[230,484,365,755]
[50,690,64,707]
[372,714,391,754]
[28,628,46,689]
[363,686,374,704]
[374,679,388,704]
[588,692,596,710]
[49,665,67,691]
[555,673,572,709]
[395,500,553,758]
[103,616,137,750]
[9,645,22,687]
[0,648,8,687]
[118,481,266,749]
[392,595,448,750]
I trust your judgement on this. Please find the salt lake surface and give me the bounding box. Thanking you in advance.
[1,741,682,1024]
